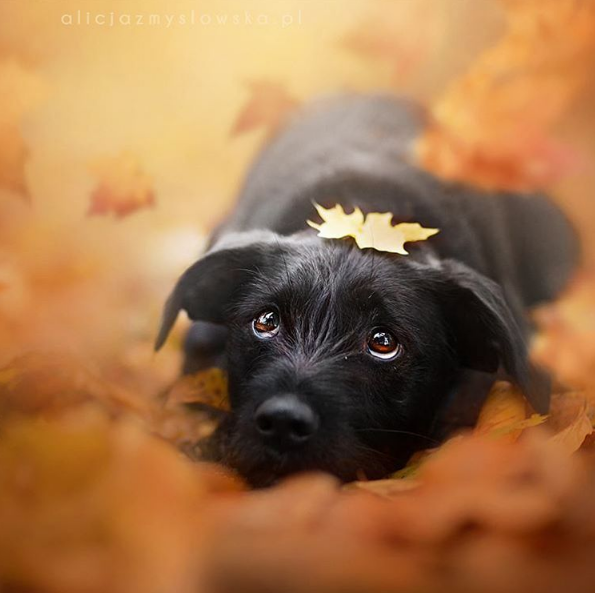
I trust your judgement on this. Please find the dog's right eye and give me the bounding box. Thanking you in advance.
[253,310,281,338]
[366,328,403,360]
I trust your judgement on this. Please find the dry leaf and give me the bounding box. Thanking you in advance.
[548,404,594,454]
[473,381,526,440]
[474,381,547,442]
[307,203,364,239]
[548,390,595,434]
[533,271,595,390]
[231,80,300,137]
[307,203,439,254]
[151,405,219,455]
[166,367,229,412]
[155,368,229,450]
[416,0,595,191]
[390,447,436,480]
[88,152,155,218]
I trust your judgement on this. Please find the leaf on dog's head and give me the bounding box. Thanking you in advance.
[307,203,439,255]
[358,215,439,255]
[307,203,364,239]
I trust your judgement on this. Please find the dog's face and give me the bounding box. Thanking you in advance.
[157,231,545,486]
[222,242,456,485]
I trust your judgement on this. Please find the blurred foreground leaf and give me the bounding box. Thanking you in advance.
[417,0,595,191]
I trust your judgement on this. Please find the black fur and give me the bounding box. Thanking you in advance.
[157,95,579,486]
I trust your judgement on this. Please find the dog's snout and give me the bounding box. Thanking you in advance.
[254,395,318,447]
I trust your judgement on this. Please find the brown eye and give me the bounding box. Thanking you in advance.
[253,310,280,338]
[367,329,402,360]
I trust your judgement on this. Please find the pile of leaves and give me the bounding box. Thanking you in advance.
[1,350,595,593]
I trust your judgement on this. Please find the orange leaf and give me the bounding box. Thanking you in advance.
[548,390,595,434]
[88,152,155,218]
[533,271,595,390]
[549,403,594,454]
[416,0,595,191]
[231,80,300,137]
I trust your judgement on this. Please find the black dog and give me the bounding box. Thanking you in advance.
[156,95,579,486]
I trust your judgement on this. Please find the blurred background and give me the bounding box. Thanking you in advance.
[0,0,593,398]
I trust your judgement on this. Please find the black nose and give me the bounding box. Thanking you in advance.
[254,395,318,447]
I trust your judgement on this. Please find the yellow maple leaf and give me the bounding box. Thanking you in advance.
[307,203,364,239]
[307,203,439,255]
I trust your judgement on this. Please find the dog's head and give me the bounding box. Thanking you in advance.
[157,231,548,486]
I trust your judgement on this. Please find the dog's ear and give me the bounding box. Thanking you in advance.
[431,260,550,413]
[155,231,291,351]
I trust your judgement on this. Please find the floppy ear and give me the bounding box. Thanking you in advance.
[154,231,291,351]
[434,260,550,413]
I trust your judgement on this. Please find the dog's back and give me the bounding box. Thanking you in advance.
[218,94,579,311]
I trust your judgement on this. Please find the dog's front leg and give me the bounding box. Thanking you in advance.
[182,321,228,375]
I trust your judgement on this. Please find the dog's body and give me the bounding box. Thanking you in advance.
[158,95,579,486]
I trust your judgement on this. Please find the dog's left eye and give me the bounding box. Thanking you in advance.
[253,310,281,338]
[367,329,403,360]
